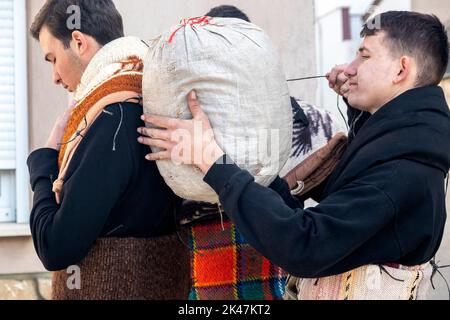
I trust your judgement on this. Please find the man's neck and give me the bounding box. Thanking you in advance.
[369,85,417,114]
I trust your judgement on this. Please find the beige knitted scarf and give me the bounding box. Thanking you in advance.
[52,37,148,204]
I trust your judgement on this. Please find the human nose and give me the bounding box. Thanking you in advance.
[52,69,62,86]
[344,60,358,78]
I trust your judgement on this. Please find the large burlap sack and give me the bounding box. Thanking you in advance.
[143,17,292,203]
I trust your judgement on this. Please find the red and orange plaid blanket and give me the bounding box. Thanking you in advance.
[186,216,286,300]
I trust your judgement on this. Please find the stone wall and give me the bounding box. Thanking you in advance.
[0,273,51,300]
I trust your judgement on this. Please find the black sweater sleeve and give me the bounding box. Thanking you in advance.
[27,103,134,271]
[204,155,395,278]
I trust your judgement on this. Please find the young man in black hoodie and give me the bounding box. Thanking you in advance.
[139,11,450,299]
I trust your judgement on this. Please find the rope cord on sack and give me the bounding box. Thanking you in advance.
[173,200,205,257]
[112,103,123,151]
[58,116,88,147]
[110,98,141,151]
[169,16,212,44]
[378,265,405,282]
[287,75,328,82]
[445,173,449,197]
[431,258,450,300]
[218,202,225,231]
[287,75,350,132]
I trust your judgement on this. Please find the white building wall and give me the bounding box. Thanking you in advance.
[315,0,412,122]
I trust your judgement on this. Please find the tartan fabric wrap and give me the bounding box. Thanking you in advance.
[187,218,286,300]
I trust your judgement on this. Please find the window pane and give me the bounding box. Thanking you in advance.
[0,170,16,223]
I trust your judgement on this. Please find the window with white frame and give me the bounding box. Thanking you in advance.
[0,0,29,225]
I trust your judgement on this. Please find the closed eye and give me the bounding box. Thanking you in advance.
[44,54,56,64]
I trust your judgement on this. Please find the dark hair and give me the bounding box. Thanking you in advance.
[206,5,250,22]
[30,0,124,48]
[361,11,449,86]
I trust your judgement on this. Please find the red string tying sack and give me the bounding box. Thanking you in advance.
[168,16,212,44]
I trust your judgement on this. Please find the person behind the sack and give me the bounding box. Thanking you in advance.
[179,4,347,301]
[138,11,450,300]
[27,0,190,300]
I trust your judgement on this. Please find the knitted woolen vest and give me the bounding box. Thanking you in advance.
[52,233,191,300]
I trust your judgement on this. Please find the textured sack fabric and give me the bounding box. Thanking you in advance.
[51,234,191,300]
[187,218,286,300]
[284,263,433,300]
[143,17,292,203]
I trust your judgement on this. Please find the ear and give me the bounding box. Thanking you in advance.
[393,56,412,84]
[70,31,88,56]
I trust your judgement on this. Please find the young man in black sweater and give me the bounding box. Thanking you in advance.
[27,0,189,299]
[139,11,450,299]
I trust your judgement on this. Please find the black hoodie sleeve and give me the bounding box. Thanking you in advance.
[27,103,134,271]
[204,155,396,278]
